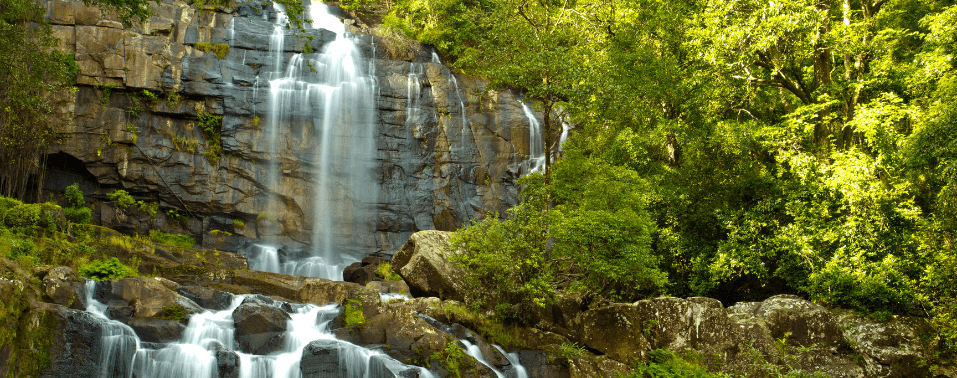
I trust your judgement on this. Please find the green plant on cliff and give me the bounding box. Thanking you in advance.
[79,257,134,281]
[107,189,136,210]
[195,108,223,165]
[195,42,231,59]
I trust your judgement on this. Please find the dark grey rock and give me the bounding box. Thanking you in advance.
[232,296,291,354]
[177,285,235,310]
[126,317,186,343]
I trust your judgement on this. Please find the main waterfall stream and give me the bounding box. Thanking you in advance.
[249,0,378,280]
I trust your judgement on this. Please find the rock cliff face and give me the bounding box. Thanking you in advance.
[40,0,536,260]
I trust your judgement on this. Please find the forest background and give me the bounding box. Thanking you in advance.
[2,0,956,364]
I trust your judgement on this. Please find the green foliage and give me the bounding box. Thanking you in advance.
[623,349,724,378]
[64,206,92,225]
[79,257,134,281]
[3,203,60,231]
[64,183,84,207]
[552,342,585,360]
[149,229,195,248]
[194,42,231,59]
[64,183,92,224]
[196,109,223,164]
[137,200,159,219]
[107,189,135,210]
[430,340,467,378]
[233,219,245,230]
[166,209,185,225]
[343,299,365,327]
[10,237,38,265]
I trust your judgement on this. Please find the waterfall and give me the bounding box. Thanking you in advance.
[494,345,529,378]
[519,100,545,173]
[254,0,378,279]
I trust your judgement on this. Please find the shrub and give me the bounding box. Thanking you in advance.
[10,237,37,260]
[149,229,195,248]
[107,189,135,209]
[3,203,61,231]
[64,183,84,207]
[79,257,134,281]
[65,206,92,224]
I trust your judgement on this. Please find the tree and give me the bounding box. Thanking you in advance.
[0,0,154,201]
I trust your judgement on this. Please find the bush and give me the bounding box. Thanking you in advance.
[65,183,84,207]
[149,229,195,248]
[343,299,365,327]
[79,257,134,281]
[3,203,62,231]
[64,206,92,224]
[107,189,135,209]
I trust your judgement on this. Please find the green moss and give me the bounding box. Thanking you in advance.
[149,230,195,248]
[375,262,403,282]
[343,299,365,327]
[0,281,55,378]
[156,305,186,321]
[440,302,518,347]
[233,219,245,231]
[194,42,231,59]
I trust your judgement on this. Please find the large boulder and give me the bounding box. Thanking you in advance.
[838,313,927,378]
[96,277,201,320]
[41,266,86,310]
[231,296,291,354]
[391,230,467,301]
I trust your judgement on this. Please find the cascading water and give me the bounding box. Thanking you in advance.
[83,280,454,377]
[494,345,529,378]
[85,280,140,378]
[519,100,545,173]
[254,0,378,280]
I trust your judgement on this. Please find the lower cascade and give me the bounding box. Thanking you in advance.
[82,280,524,378]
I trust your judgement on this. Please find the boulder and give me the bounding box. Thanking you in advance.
[839,313,927,378]
[177,284,235,310]
[41,266,86,310]
[96,277,203,322]
[212,341,241,378]
[231,296,291,354]
[391,230,468,301]
[368,354,422,377]
[300,339,350,377]
[343,261,377,286]
[125,317,186,343]
[578,303,651,364]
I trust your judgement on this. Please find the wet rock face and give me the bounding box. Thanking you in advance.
[231,296,291,354]
[43,0,536,259]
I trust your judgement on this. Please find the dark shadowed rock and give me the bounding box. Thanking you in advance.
[343,261,377,286]
[300,339,345,378]
[232,296,291,354]
[177,284,235,310]
[211,341,240,378]
[126,317,186,343]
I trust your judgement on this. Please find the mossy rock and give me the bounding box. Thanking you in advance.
[3,203,67,231]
